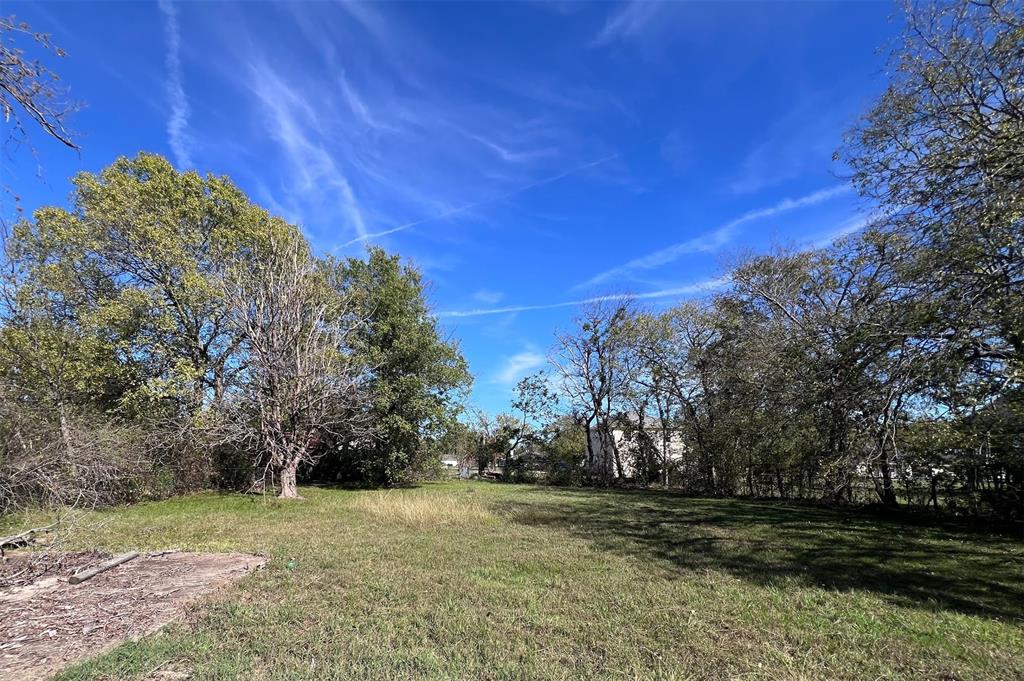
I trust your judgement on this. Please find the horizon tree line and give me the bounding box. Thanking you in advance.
[1,1,1020,519]
[488,0,1021,518]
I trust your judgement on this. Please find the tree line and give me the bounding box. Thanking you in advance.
[0,153,470,508]
[1,1,1020,519]
[472,1,1022,519]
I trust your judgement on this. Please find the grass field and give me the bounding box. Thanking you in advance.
[15,481,1023,680]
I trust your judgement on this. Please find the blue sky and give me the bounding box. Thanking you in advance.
[3,1,897,416]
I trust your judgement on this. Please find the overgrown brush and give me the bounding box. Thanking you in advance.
[0,400,214,514]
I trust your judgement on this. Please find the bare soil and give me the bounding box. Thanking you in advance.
[0,550,265,680]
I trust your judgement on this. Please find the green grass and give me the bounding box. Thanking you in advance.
[27,481,1024,680]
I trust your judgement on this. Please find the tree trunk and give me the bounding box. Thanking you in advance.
[58,400,75,462]
[661,427,670,486]
[878,453,898,506]
[213,372,225,409]
[278,459,301,499]
[610,429,625,481]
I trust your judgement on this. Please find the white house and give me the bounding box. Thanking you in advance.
[585,414,688,479]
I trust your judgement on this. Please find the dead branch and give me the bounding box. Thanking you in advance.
[68,552,139,585]
[0,523,54,557]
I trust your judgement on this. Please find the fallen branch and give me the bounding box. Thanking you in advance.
[0,525,55,558]
[69,552,139,585]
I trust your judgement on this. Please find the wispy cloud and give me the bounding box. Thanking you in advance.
[473,289,505,305]
[808,214,874,249]
[494,347,546,384]
[462,130,558,164]
[576,185,850,290]
[247,60,368,240]
[341,153,618,247]
[336,1,407,70]
[592,1,664,47]
[439,276,727,318]
[158,0,193,169]
[442,208,874,322]
[730,92,862,195]
[338,70,394,133]
[194,1,635,254]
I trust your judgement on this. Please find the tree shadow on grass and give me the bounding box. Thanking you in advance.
[504,487,1024,622]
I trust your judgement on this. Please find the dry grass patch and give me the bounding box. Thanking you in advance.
[353,489,493,527]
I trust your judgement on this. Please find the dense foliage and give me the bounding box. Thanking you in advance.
[492,1,1022,518]
[0,154,469,507]
[313,248,471,486]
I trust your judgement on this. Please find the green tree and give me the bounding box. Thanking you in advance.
[840,0,1023,511]
[540,415,586,486]
[5,153,279,415]
[841,0,1023,409]
[331,248,470,485]
[1,153,313,504]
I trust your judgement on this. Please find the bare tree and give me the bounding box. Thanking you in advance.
[221,231,372,499]
[498,373,558,470]
[550,300,631,483]
[624,312,684,486]
[1,15,78,152]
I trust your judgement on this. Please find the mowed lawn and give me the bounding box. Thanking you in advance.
[33,481,1024,680]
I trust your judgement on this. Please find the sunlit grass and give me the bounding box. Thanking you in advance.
[26,481,1023,681]
[353,489,494,527]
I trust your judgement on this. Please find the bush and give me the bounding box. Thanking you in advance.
[0,398,214,513]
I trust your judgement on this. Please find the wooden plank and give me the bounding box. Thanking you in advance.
[69,552,140,585]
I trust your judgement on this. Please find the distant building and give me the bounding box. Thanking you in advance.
[585,414,688,479]
[437,453,499,479]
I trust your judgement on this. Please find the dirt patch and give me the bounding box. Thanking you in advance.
[1,550,109,590]
[0,550,265,680]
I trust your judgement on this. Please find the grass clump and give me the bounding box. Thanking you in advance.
[353,489,493,527]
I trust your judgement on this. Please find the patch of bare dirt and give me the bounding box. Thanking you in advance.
[1,550,109,590]
[0,550,265,680]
